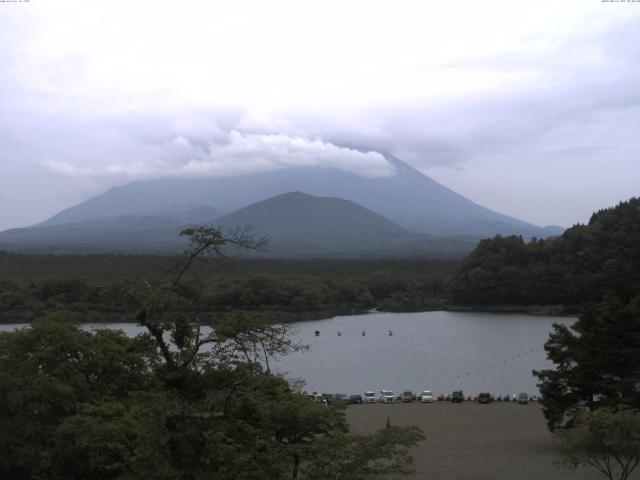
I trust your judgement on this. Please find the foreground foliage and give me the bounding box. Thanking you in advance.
[554,407,640,480]
[0,227,424,480]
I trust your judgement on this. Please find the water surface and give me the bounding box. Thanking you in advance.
[275,311,571,396]
[1,311,573,396]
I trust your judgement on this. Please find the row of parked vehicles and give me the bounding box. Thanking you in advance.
[312,390,534,405]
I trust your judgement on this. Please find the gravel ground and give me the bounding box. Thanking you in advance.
[346,401,639,480]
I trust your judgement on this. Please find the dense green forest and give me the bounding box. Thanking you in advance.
[0,253,455,322]
[447,198,640,309]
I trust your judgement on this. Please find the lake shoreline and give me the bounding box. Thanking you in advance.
[443,304,579,316]
[0,303,578,325]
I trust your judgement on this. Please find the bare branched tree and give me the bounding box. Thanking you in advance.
[131,226,272,371]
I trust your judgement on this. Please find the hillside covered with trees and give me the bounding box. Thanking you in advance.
[447,198,640,309]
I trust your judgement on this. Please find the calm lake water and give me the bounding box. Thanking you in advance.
[1,311,573,396]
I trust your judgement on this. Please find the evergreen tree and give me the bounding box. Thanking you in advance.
[535,295,640,430]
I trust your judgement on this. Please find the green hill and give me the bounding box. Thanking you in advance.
[0,192,476,257]
[214,192,475,257]
[38,153,562,238]
[447,197,640,307]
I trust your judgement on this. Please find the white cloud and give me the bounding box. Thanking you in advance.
[42,131,396,180]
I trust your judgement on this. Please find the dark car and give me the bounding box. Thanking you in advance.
[477,392,492,404]
[348,394,363,404]
[334,394,349,403]
[322,393,336,405]
[451,390,465,403]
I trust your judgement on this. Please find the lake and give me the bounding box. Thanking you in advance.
[0,311,573,397]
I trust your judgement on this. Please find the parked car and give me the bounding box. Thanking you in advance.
[518,392,529,404]
[421,390,434,403]
[334,393,349,403]
[322,393,336,405]
[380,390,395,404]
[477,392,492,404]
[364,391,376,403]
[348,394,363,404]
[402,391,413,402]
[451,390,465,403]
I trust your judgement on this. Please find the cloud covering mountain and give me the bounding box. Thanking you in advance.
[0,1,638,230]
[36,152,562,239]
[43,132,396,180]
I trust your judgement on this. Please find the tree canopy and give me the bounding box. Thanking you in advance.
[447,197,640,307]
[554,407,640,480]
[535,294,640,430]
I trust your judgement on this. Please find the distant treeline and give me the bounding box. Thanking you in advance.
[447,197,640,307]
[0,254,456,322]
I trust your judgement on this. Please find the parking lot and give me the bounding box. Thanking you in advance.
[346,401,631,480]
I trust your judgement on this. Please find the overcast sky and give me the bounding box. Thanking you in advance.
[1,0,639,230]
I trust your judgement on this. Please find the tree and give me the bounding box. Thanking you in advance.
[0,313,159,480]
[554,407,640,480]
[125,226,424,479]
[534,294,640,430]
[301,424,425,480]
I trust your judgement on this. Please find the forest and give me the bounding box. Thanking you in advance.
[0,254,455,323]
[447,198,640,309]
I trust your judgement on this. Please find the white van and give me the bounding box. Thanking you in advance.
[421,390,434,403]
[380,390,395,404]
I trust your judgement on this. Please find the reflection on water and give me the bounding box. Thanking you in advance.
[1,311,573,396]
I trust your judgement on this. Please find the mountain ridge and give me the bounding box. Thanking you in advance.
[36,152,562,238]
[0,191,477,257]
